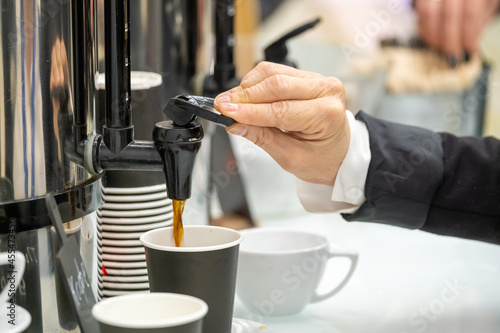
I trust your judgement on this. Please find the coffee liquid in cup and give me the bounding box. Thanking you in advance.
[172,199,186,247]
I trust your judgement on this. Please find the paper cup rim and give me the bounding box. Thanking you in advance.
[92,293,208,329]
[140,225,243,252]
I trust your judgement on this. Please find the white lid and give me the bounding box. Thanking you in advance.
[92,293,208,328]
[98,71,163,91]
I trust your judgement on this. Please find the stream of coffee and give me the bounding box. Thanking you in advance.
[172,199,186,247]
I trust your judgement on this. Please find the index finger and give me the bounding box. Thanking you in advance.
[243,61,323,87]
[220,61,323,97]
[224,97,342,133]
[229,75,338,104]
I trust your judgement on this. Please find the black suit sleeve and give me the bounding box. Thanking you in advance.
[342,111,500,245]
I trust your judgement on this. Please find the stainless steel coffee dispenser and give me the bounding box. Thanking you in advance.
[0,0,101,331]
[0,0,211,331]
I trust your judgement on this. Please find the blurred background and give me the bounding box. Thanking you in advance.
[227,1,500,331]
[228,0,500,222]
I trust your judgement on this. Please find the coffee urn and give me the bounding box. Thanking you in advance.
[0,0,101,331]
[0,0,210,331]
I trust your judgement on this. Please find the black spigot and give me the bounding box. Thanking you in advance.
[153,120,203,201]
[153,95,234,200]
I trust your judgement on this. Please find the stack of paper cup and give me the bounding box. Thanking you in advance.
[96,184,173,300]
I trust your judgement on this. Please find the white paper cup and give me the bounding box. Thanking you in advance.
[102,184,166,195]
[97,252,146,262]
[99,281,150,290]
[99,231,150,240]
[100,275,148,283]
[99,289,149,298]
[99,206,172,218]
[92,293,208,333]
[102,191,168,203]
[99,260,147,269]
[98,238,142,247]
[100,246,145,254]
[99,214,173,225]
[99,220,172,232]
[100,267,148,276]
[101,199,171,211]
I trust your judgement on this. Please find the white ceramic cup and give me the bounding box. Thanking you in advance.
[0,251,30,333]
[236,228,358,316]
[0,251,26,304]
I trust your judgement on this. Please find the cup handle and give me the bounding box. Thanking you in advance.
[310,249,358,303]
[0,251,26,304]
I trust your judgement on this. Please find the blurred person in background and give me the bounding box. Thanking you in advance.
[415,0,500,66]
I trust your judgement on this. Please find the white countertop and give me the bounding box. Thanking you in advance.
[233,213,500,333]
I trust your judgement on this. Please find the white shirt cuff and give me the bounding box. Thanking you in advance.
[297,110,371,213]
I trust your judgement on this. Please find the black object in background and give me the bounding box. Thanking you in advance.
[260,0,286,21]
[45,194,100,333]
[264,17,321,68]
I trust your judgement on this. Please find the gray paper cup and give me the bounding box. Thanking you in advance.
[91,293,208,333]
[140,226,243,333]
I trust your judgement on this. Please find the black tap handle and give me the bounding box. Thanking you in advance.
[164,95,234,127]
[264,17,321,66]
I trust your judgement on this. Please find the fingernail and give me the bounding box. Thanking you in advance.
[447,55,457,68]
[221,103,238,112]
[463,51,470,63]
[227,125,247,136]
[216,93,231,106]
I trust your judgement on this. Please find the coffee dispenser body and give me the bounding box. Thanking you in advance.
[0,0,214,331]
[0,0,100,331]
[0,0,101,230]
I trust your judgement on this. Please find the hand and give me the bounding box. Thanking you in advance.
[214,62,350,186]
[415,0,499,61]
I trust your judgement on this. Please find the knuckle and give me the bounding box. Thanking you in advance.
[326,76,342,90]
[336,86,346,103]
[268,74,290,92]
[323,77,345,101]
[317,97,343,125]
[271,101,288,121]
[240,76,252,89]
[236,87,251,103]
[252,129,269,148]
[256,61,276,76]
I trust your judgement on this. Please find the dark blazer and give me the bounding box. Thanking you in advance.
[343,112,500,245]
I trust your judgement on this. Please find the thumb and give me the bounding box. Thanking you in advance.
[226,124,299,165]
